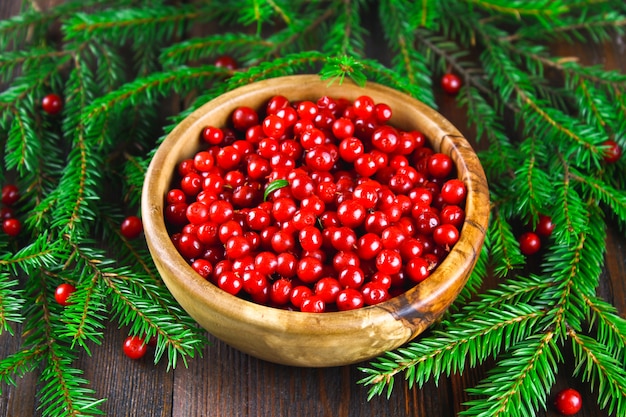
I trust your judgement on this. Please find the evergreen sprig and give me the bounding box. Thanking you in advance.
[0,1,624,416]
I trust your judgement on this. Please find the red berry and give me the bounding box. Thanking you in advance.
[300,295,325,313]
[553,388,582,415]
[441,73,462,95]
[602,139,622,163]
[2,218,21,236]
[535,214,555,237]
[519,231,541,255]
[120,216,143,239]
[433,224,460,248]
[231,106,259,132]
[336,288,364,311]
[427,153,454,179]
[214,55,237,70]
[440,179,467,205]
[163,93,470,312]
[42,93,63,115]
[1,184,20,206]
[123,335,148,360]
[55,283,77,306]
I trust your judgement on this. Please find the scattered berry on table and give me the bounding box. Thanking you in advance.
[123,335,148,360]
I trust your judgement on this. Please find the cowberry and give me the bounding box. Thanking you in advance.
[214,55,238,70]
[519,231,541,255]
[55,283,77,306]
[164,93,468,312]
[535,214,555,237]
[2,218,21,236]
[441,73,462,95]
[601,139,622,163]
[123,335,148,360]
[120,215,143,239]
[42,93,63,115]
[1,184,20,206]
[440,179,467,205]
[553,388,582,416]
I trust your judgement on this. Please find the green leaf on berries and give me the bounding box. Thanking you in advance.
[264,179,289,201]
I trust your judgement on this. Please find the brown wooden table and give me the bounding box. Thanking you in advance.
[1,1,625,416]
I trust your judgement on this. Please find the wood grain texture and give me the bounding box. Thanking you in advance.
[0,1,624,416]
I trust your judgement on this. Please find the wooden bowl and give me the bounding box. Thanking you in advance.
[141,75,490,367]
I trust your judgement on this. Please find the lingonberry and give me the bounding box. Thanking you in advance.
[231,106,258,132]
[164,93,469,312]
[336,288,364,311]
[519,231,541,255]
[440,179,467,205]
[290,285,314,309]
[42,93,63,115]
[361,282,390,305]
[120,215,143,239]
[2,218,21,236]
[433,224,460,248]
[270,278,293,305]
[405,257,431,283]
[440,205,465,229]
[535,214,555,237]
[217,271,243,295]
[214,55,238,70]
[602,139,622,163]
[191,259,213,280]
[55,283,77,306]
[427,153,454,179]
[1,184,20,206]
[0,207,15,220]
[123,335,148,360]
[441,73,462,95]
[314,277,342,304]
[300,295,326,313]
[201,126,224,145]
[553,388,582,416]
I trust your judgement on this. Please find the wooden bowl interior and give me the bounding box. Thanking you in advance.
[141,75,490,366]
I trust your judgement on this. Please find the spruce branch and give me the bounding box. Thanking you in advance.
[1,1,625,416]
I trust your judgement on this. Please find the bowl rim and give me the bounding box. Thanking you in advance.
[141,74,490,336]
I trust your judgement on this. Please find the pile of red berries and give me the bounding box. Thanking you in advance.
[163,94,467,312]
